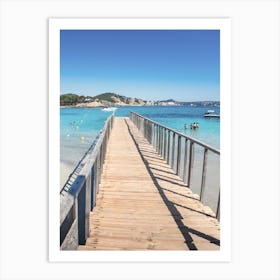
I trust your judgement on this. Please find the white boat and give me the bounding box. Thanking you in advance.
[204,110,220,118]
[101,107,118,112]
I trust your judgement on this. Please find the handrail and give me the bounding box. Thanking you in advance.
[60,114,114,249]
[131,112,220,155]
[130,111,220,220]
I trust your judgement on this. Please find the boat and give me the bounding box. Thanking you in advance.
[101,107,118,112]
[204,110,220,118]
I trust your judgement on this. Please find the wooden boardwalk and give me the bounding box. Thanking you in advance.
[79,117,220,250]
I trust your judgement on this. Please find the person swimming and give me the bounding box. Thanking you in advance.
[190,122,199,129]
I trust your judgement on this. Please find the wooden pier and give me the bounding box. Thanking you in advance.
[60,114,220,251]
[78,118,220,250]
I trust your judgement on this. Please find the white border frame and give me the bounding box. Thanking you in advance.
[49,18,231,262]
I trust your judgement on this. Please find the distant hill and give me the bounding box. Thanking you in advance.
[159,99,176,103]
[60,92,219,107]
[92,93,146,106]
[179,101,220,106]
[60,93,80,106]
[60,92,146,107]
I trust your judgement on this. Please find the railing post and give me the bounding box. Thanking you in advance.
[148,121,150,143]
[166,130,170,164]
[154,124,156,150]
[163,128,166,160]
[60,192,76,249]
[187,141,194,187]
[91,164,95,210]
[145,120,148,141]
[96,151,101,193]
[151,123,154,146]
[176,136,181,175]
[94,157,98,205]
[161,127,164,157]
[144,119,146,138]
[84,175,91,241]
[157,125,160,153]
[149,122,152,144]
[159,127,162,156]
[146,120,148,141]
[216,192,220,221]
[200,148,208,201]
[154,124,157,149]
[171,133,175,170]
[77,180,86,245]
[100,144,104,173]
[148,122,152,144]
[183,139,188,183]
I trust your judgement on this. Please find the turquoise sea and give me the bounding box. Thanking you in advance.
[60,105,220,210]
[61,106,219,166]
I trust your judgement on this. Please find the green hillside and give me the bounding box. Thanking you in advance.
[60,93,80,106]
[60,92,147,106]
[93,92,124,102]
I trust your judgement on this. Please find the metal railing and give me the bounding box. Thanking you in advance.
[130,111,220,220]
[60,114,114,249]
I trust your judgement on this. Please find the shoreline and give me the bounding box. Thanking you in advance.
[60,104,182,109]
[60,104,219,109]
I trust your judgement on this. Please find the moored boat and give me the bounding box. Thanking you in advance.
[204,110,220,118]
[101,107,118,112]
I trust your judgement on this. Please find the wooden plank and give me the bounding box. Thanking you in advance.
[78,117,220,251]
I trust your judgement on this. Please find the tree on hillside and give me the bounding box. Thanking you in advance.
[60,94,80,105]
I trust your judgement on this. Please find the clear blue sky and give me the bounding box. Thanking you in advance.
[60,30,220,101]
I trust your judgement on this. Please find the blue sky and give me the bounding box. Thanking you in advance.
[60,30,220,101]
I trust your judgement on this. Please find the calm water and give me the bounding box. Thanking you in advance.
[60,105,219,165]
[115,105,220,148]
[60,107,109,167]
[60,105,220,211]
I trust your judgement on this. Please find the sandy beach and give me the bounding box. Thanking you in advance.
[60,162,75,190]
